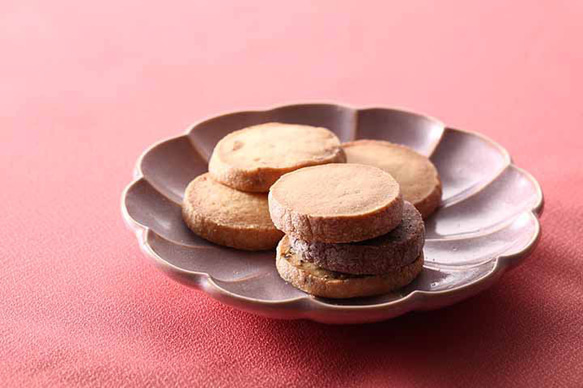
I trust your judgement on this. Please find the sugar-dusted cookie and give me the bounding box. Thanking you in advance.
[290,202,424,275]
[182,173,283,250]
[342,140,442,218]
[276,235,424,299]
[269,164,403,243]
[209,122,346,193]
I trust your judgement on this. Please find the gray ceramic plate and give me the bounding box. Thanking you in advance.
[121,104,543,324]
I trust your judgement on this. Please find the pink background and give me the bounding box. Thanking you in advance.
[2,1,582,386]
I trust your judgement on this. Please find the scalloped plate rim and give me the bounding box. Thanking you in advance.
[120,103,544,322]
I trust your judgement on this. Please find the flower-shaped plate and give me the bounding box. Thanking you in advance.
[121,104,543,324]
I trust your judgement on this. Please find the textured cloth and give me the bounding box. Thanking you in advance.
[1,1,582,386]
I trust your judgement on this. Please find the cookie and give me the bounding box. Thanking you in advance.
[342,140,442,218]
[276,235,424,299]
[182,173,283,250]
[269,164,403,243]
[209,122,346,192]
[289,201,425,275]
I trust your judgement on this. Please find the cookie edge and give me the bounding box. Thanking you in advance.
[276,236,424,299]
[290,202,425,274]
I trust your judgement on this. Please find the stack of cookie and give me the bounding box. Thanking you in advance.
[182,122,346,250]
[269,163,425,299]
[182,121,441,298]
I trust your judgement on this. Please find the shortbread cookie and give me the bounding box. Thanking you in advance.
[343,140,442,218]
[182,173,283,250]
[209,122,346,192]
[269,164,403,243]
[290,202,424,275]
[276,235,424,299]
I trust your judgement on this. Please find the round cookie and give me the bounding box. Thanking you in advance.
[269,164,403,243]
[290,202,425,275]
[342,140,442,218]
[276,235,424,299]
[182,173,283,250]
[209,122,346,193]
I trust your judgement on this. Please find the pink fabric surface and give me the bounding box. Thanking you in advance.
[2,1,582,386]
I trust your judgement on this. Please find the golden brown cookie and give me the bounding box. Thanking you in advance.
[209,122,346,193]
[182,173,283,250]
[289,202,425,275]
[269,164,403,243]
[342,140,442,218]
[276,235,424,299]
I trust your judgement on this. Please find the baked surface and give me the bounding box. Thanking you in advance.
[182,173,283,250]
[269,164,403,243]
[209,122,346,192]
